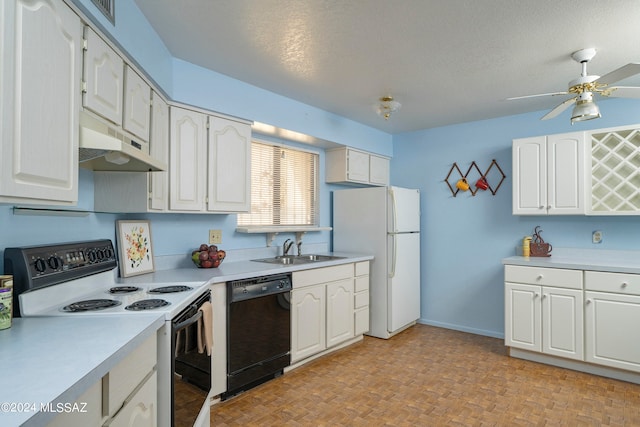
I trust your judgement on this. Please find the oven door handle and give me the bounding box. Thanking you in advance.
[173,311,202,332]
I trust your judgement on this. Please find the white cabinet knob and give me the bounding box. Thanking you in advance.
[622,282,629,288]
[534,292,540,298]
[586,299,592,304]
[537,275,544,281]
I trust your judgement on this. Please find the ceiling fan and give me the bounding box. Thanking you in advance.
[508,48,640,124]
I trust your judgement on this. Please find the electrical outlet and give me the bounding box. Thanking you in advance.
[209,229,222,244]
[592,230,603,244]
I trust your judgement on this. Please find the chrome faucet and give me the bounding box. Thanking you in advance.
[296,240,303,256]
[282,239,294,256]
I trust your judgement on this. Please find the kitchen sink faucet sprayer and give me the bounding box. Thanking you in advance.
[283,239,294,256]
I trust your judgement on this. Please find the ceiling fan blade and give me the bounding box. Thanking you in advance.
[605,86,640,98]
[541,96,577,120]
[507,91,569,100]
[595,63,640,86]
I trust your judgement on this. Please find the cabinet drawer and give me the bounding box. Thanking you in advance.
[354,307,369,335]
[585,271,640,295]
[104,334,157,417]
[354,276,369,293]
[354,290,369,309]
[355,261,369,276]
[293,264,353,288]
[505,265,582,289]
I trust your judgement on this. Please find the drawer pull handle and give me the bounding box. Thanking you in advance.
[621,282,629,288]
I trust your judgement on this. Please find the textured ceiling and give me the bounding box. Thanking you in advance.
[133,0,640,133]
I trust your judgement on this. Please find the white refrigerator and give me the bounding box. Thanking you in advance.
[333,186,421,339]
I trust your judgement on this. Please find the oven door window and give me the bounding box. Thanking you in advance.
[172,291,211,427]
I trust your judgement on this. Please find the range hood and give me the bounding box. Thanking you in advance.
[79,111,166,172]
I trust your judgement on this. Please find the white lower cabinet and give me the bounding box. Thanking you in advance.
[46,380,103,427]
[505,266,583,361]
[506,264,640,381]
[291,283,326,361]
[354,261,370,335]
[105,372,157,427]
[291,263,367,364]
[47,334,157,427]
[326,278,355,348]
[585,271,640,373]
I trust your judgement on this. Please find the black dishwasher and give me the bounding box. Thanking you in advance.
[223,273,292,400]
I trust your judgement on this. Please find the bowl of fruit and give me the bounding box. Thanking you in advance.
[191,244,226,268]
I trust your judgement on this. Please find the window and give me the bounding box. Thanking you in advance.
[238,141,318,227]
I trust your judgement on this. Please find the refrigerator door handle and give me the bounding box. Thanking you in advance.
[389,233,397,278]
[389,187,397,233]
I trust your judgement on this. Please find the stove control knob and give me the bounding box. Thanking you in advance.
[86,250,97,263]
[96,249,105,260]
[278,280,285,289]
[34,258,47,273]
[47,256,61,270]
[104,247,114,259]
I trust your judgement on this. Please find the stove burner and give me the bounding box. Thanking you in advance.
[125,299,170,311]
[109,286,141,294]
[62,299,121,312]
[148,285,193,294]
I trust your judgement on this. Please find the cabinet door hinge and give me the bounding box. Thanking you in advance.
[81,81,87,93]
[82,38,88,51]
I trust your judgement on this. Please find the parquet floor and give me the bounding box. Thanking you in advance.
[211,324,640,426]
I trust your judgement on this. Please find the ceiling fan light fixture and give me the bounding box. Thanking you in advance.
[571,92,601,124]
[374,96,401,120]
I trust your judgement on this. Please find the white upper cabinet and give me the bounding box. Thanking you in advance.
[326,147,390,186]
[512,132,585,215]
[123,66,152,142]
[0,0,82,205]
[149,92,170,211]
[207,116,251,212]
[169,106,208,211]
[83,27,123,126]
[369,154,390,185]
[168,106,252,213]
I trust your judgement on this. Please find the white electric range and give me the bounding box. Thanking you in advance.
[4,239,212,427]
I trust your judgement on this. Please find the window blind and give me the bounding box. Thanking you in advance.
[238,141,318,226]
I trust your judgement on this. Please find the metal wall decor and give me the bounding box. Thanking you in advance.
[444,159,506,197]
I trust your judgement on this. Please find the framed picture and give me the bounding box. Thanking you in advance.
[116,220,155,277]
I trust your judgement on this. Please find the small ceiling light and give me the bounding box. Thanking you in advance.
[571,92,601,124]
[374,96,401,120]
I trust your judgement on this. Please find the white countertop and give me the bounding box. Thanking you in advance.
[502,248,640,274]
[0,315,164,427]
[119,252,374,286]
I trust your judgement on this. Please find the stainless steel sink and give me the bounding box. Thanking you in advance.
[295,254,345,262]
[251,254,345,265]
[251,256,301,265]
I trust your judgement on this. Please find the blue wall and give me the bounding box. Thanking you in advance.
[392,98,640,337]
